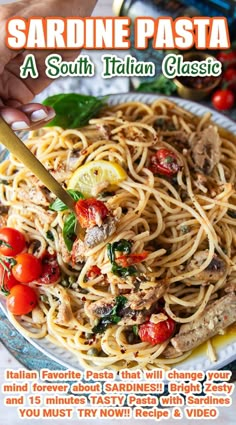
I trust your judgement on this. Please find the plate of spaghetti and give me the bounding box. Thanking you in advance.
[0,92,236,372]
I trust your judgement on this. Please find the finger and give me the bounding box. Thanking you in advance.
[0,107,31,130]
[0,104,56,131]
[18,103,55,124]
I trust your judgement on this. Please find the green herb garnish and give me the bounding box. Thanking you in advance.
[49,190,84,211]
[107,239,132,263]
[111,263,137,277]
[92,295,128,334]
[43,93,107,129]
[107,239,137,277]
[63,213,77,251]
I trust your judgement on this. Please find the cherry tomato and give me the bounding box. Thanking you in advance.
[116,252,148,267]
[139,314,175,345]
[0,261,18,293]
[86,265,101,279]
[0,228,26,257]
[223,67,236,93]
[75,198,109,229]
[12,253,42,283]
[216,51,236,65]
[6,284,38,315]
[149,149,180,177]
[37,252,60,285]
[212,89,235,111]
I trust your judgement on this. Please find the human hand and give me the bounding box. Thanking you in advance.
[0,0,97,130]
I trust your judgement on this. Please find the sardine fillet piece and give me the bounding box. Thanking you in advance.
[171,293,236,353]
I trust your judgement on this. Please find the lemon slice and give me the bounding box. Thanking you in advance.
[68,160,127,198]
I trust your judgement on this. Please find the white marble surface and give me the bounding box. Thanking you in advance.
[0,0,235,423]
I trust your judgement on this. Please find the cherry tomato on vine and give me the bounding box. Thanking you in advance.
[0,228,26,257]
[139,314,175,345]
[12,253,42,283]
[212,89,235,111]
[6,284,38,315]
[37,252,60,285]
[0,261,18,293]
[149,149,180,177]
[75,198,109,228]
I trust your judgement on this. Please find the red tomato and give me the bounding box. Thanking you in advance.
[224,67,236,81]
[0,261,18,293]
[217,51,236,65]
[6,284,38,315]
[116,252,148,267]
[12,253,42,283]
[37,253,60,285]
[75,198,109,229]
[0,228,26,257]
[139,314,175,345]
[223,67,236,93]
[149,149,180,177]
[86,265,101,279]
[212,89,235,111]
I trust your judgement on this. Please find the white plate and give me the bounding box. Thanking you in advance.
[0,93,236,371]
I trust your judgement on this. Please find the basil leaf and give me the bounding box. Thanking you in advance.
[63,213,77,251]
[67,189,84,201]
[43,93,107,129]
[49,190,84,211]
[133,325,139,336]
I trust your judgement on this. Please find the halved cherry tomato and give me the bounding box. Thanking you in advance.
[12,253,42,283]
[86,265,101,279]
[37,252,60,285]
[6,284,38,315]
[212,89,235,111]
[0,228,26,257]
[116,252,148,267]
[139,314,175,345]
[0,261,18,293]
[75,198,109,229]
[149,149,180,177]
